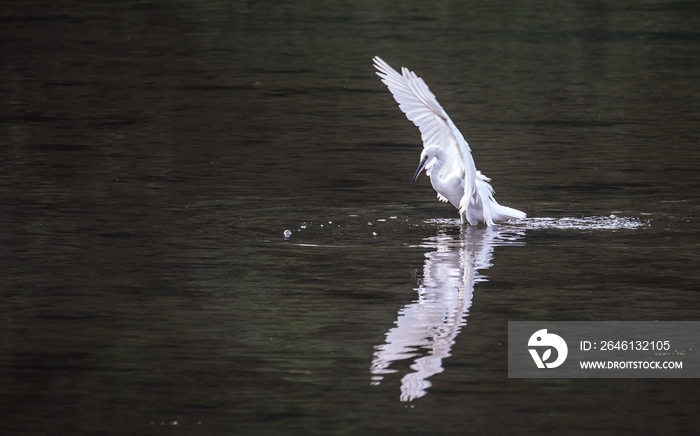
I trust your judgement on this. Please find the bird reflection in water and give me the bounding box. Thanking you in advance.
[371,225,524,401]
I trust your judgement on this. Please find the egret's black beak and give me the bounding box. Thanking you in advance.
[410,157,428,187]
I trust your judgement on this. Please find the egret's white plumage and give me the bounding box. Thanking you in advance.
[373,56,526,226]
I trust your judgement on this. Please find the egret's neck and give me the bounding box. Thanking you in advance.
[425,148,462,208]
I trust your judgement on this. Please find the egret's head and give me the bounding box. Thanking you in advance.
[410,147,437,187]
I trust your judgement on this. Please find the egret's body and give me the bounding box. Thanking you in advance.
[373,56,526,226]
[415,145,462,209]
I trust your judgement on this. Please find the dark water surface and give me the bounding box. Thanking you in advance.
[2,1,700,434]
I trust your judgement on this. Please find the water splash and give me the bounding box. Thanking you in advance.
[426,215,648,230]
[513,215,649,230]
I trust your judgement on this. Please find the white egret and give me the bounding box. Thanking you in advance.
[373,56,526,226]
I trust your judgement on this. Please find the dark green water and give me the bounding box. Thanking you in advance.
[1,1,699,434]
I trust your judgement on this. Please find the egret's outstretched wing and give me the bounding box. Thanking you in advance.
[373,56,477,217]
[373,57,450,148]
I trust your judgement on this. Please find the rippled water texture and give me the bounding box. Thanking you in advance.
[1,1,700,434]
